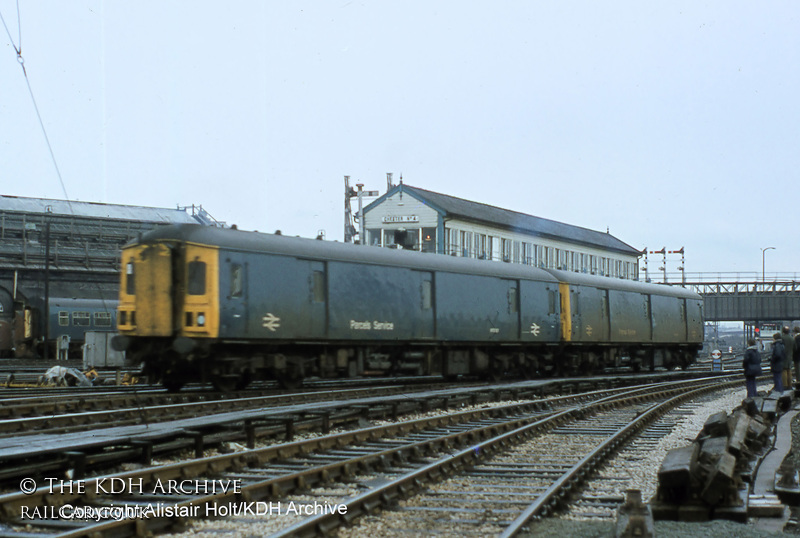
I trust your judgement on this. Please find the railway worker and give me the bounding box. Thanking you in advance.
[794,326,800,384]
[771,333,786,394]
[781,326,795,389]
[57,334,70,362]
[742,338,761,398]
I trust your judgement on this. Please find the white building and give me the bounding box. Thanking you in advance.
[362,183,642,280]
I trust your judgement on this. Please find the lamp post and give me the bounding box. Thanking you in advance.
[761,246,775,283]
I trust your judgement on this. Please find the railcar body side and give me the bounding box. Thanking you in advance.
[546,268,703,370]
[114,224,702,390]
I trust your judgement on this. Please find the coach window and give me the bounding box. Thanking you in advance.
[187,260,206,295]
[94,312,112,327]
[230,264,243,298]
[73,311,90,326]
[125,261,135,295]
[58,311,69,326]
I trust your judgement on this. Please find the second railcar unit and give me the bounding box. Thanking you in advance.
[547,269,703,373]
[113,224,702,391]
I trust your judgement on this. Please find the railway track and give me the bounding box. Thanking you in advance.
[0,375,739,537]
[1,378,611,487]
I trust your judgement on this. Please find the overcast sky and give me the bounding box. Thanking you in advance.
[1,2,798,279]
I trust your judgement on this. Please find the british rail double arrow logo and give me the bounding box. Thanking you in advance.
[262,313,281,332]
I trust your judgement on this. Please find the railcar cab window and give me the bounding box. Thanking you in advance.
[125,261,135,295]
[187,260,206,295]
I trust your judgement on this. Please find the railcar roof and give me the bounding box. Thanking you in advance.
[135,224,560,282]
[135,225,699,299]
[545,268,702,300]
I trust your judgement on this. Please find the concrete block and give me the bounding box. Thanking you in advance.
[698,436,729,467]
[701,452,737,505]
[678,503,711,522]
[702,411,730,438]
[658,444,699,494]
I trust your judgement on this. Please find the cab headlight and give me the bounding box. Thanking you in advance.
[197,313,206,327]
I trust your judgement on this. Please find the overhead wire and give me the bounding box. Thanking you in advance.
[1,1,73,213]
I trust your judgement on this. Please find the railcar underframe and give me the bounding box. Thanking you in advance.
[125,336,699,392]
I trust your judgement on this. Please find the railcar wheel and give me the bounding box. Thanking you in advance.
[236,372,252,390]
[276,373,303,390]
[162,377,185,392]
[211,376,238,392]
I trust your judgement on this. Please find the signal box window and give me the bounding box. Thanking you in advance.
[422,228,436,253]
[188,261,207,295]
[230,264,243,298]
[126,261,135,295]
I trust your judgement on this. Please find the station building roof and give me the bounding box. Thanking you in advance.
[365,184,641,256]
[0,195,201,224]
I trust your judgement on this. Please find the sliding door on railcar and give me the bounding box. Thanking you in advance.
[608,290,653,343]
[567,286,610,343]
[519,281,560,343]
[327,263,430,341]
[650,294,687,343]
[435,274,519,342]
[236,255,327,340]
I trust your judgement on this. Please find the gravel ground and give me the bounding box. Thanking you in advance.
[523,380,796,538]
[158,382,797,537]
